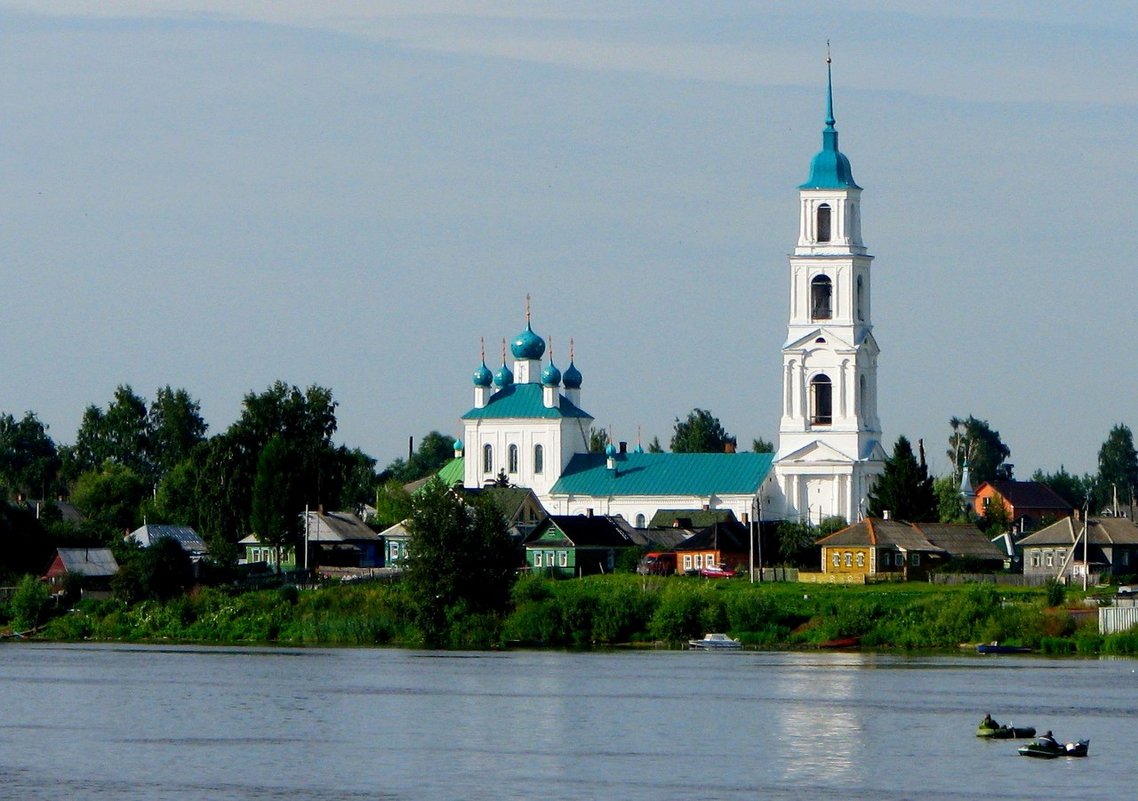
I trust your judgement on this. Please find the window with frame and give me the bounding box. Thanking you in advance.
[1046,551,1054,568]
[856,275,864,321]
[508,444,519,474]
[831,551,840,568]
[695,554,703,569]
[910,553,920,566]
[1031,552,1040,568]
[533,551,542,568]
[635,513,646,528]
[816,203,832,242]
[534,444,544,474]
[811,275,832,319]
[810,375,833,425]
[558,551,567,567]
[856,552,865,568]
[683,554,692,570]
[482,443,493,474]
[844,552,852,568]
[545,551,555,567]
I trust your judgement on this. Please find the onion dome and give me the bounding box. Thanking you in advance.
[472,361,492,387]
[563,360,582,389]
[541,359,562,387]
[494,362,514,388]
[605,442,617,457]
[511,322,546,360]
[453,438,463,451]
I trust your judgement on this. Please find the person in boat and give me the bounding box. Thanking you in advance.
[979,713,999,730]
[1039,730,1058,747]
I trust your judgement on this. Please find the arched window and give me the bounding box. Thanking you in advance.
[817,203,832,242]
[811,275,832,320]
[810,374,833,425]
[482,443,493,474]
[856,275,864,321]
[508,444,519,474]
[534,444,544,474]
[635,513,646,528]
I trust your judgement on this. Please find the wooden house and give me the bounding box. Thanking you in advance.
[673,520,750,574]
[815,517,1002,580]
[972,481,1073,533]
[523,514,634,577]
[1019,516,1138,583]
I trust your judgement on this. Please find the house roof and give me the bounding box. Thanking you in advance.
[649,508,738,529]
[978,481,1072,511]
[817,518,1002,560]
[816,518,940,551]
[524,515,633,548]
[462,383,592,421]
[674,520,750,552]
[304,510,381,543]
[128,524,208,553]
[1019,516,1138,547]
[377,519,411,539]
[461,486,545,522]
[550,452,773,498]
[48,548,119,578]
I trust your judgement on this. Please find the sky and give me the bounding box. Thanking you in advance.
[1,2,1136,479]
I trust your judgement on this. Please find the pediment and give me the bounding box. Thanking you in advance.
[777,440,857,464]
[783,328,855,352]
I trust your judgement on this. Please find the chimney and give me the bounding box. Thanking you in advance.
[586,508,594,518]
[619,441,627,454]
[724,441,736,453]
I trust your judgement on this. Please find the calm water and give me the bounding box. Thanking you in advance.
[0,643,1134,800]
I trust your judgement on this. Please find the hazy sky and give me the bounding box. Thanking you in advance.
[2,2,1135,479]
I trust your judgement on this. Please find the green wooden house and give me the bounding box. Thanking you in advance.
[523,514,633,577]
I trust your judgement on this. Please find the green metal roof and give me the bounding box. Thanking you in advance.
[434,456,465,486]
[462,383,592,421]
[550,452,773,497]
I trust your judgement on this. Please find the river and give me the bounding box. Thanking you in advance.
[0,643,1132,800]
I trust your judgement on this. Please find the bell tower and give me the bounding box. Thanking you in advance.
[772,55,885,525]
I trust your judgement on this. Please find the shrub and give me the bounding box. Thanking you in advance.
[1044,578,1066,608]
[10,575,52,631]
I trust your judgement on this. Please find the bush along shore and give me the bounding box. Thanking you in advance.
[15,575,1138,656]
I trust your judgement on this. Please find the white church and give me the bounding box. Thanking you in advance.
[455,63,884,527]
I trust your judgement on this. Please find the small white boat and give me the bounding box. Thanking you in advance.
[688,633,742,650]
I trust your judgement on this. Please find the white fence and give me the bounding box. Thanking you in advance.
[1099,606,1138,635]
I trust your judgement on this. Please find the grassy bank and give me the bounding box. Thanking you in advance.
[28,575,1138,655]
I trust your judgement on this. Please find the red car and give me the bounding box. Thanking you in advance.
[699,565,737,579]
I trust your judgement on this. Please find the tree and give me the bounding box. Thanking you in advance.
[0,412,61,499]
[148,386,207,479]
[946,416,1011,486]
[250,436,303,570]
[1096,424,1138,513]
[374,478,412,527]
[751,437,775,454]
[588,427,610,454]
[647,436,664,453]
[670,409,736,453]
[9,574,51,631]
[73,385,152,479]
[71,462,148,539]
[934,475,969,523]
[383,431,454,484]
[112,536,193,603]
[867,436,937,522]
[403,478,517,646]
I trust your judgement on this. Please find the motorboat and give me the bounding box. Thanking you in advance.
[1018,738,1089,758]
[688,633,742,650]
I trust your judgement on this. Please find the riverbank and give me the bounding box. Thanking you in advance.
[22,574,1138,655]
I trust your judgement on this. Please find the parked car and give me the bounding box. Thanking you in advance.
[699,565,736,579]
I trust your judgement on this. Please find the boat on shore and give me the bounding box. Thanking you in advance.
[1018,738,1089,758]
[819,635,861,649]
[976,642,1032,654]
[688,633,742,650]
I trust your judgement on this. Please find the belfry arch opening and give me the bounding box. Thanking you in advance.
[810,374,833,425]
[811,275,832,320]
[817,203,832,242]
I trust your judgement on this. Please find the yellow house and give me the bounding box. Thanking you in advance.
[814,518,999,580]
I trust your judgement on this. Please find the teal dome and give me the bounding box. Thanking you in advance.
[541,360,562,387]
[511,323,546,360]
[563,360,582,389]
[472,362,492,387]
[800,61,860,190]
[494,362,514,388]
[605,442,617,457]
[453,438,463,451]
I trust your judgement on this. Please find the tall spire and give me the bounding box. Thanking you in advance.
[825,41,835,130]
